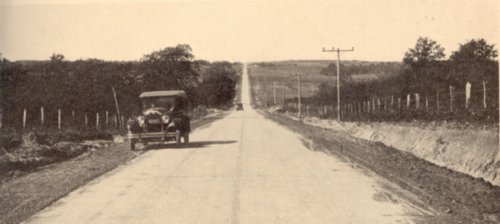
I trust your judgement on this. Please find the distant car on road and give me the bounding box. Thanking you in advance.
[235,102,243,111]
[126,90,190,150]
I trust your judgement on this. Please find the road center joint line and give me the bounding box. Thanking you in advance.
[230,111,246,224]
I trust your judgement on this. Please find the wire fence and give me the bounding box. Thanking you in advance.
[0,106,211,132]
[260,80,499,124]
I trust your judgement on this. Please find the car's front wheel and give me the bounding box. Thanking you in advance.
[175,130,181,144]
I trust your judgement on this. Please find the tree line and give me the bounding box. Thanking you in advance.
[0,45,240,128]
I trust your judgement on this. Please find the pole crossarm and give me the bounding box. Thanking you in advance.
[322,47,354,53]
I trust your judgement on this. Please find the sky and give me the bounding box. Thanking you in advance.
[0,0,498,62]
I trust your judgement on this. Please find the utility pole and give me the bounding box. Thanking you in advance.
[263,77,268,109]
[112,87,122,127]
[282,80,286,105]
[273,81,277,105]
[322,47,354,122]
[297,74,302,118]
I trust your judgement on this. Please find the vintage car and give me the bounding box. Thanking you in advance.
[127,90,190,150]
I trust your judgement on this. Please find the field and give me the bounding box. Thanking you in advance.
[248,60,394,106]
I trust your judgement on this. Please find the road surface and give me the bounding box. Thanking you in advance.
[24,64,433,224]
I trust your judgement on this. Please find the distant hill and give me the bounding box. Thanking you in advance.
[250,60,402,82]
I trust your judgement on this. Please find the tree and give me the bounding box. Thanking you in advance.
[50,53,65,62]
[450,39,498,84]
[198,62,238,107]
[141,44,199,91]
[450,39,497,63]
[403,37,445,66]
[402,37,446,92]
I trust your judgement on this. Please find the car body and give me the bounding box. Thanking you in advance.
[126,90,190,150]
[236,102,243,111]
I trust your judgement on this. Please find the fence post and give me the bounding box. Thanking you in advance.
[449,85,454,112]
[465,81,471,109]
[415,93,420,109]
[121,116,124,127]
[106,111,109,126]
[85,113,88,126]
[96,112,99,129]
[23,108,27,129]
[482,80,487,108]
[406,94,410,109]
[425,93,429,110]
[58,109,61,130]
[398,97,401,111]
[264,91,268,109]
[114,114,117,127]
[41,107,44,126]
[391,96,394,110]
[436,90,440,111]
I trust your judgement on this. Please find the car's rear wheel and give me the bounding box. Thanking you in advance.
[130,139,136,151]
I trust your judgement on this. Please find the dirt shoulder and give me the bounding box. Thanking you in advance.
[0,112,227,224]
[263,111,500,224]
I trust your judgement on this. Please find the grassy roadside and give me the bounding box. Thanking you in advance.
[0,111,228,224]
[261,110,500,224]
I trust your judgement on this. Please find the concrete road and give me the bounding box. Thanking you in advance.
[24,64,433,224]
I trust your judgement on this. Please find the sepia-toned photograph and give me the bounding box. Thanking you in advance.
[0,0,499,223]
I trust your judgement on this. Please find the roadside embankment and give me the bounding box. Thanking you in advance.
[298,114,500,186]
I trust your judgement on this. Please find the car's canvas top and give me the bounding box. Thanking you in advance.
[139,90,187,98]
